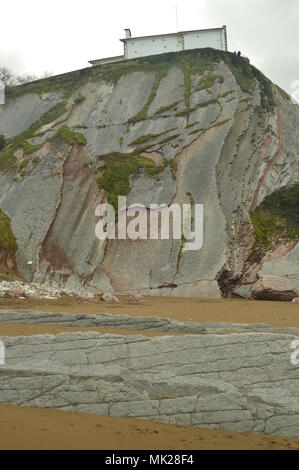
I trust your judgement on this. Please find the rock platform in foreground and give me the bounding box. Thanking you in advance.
[0,314,298,437]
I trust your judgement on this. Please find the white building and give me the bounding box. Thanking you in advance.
[89,26,228,67]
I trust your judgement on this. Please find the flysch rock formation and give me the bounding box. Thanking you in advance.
[0,328,299,437]
[1,309,299,336]
[0,49,299,298]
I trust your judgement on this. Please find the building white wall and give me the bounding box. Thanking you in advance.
[124,28,226,60]
[183,29,225,52]
[125,35,181,59]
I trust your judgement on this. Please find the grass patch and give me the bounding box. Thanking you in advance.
[0,134,5,151]
[170,159,178,180]
[189,127,203,135]
[6,48,278,118]
[195,74,224,92]
[0,101,68,170]
[22,141,43,155]
[97,152,168,211]
[0,104,84,171]
[187,192,195,207]
[74,94,85,104]
[54,125,87,145]
[153,100,181,115]
[6,68,89,102]
[19,158,29,170]
[129,67,171,123]
[177,235,186,263]
[0,209,17,252]
[0,271,17,281]
[11,102,67,150]
[195,49,275,113]
[197,98,219,108]
[129,129,177,147]
[0,147,15,171]
[129,132,165,147]
[176,98,219,117]
[250,183,299,246]
[251,66,275,112]
[181,60,192,112]
[210,118,231,129]
[157,134,180,147]
[220,90,235,99]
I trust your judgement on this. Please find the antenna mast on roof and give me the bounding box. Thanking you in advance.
[175,6,179,32]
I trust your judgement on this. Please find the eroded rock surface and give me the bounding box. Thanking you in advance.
[0,330,298,437]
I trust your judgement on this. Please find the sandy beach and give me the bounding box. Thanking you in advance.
[0,404,298,450]
[1,296,299,328]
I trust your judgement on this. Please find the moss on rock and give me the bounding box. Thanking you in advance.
[250,183,299,247]
[0,209,17,252]
[0,134,5,151]
[97,152,168,211]
[55,125,87,145]
[0,101,69,170]
[0,147,15,171]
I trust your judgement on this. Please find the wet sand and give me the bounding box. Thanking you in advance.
[0,405,298,450]
[0,296,299,328]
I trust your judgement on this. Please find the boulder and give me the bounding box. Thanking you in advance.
[101,292,120,303]
[251,275,297,301]
[126,292,145,303]
[4,288,27,299]
[233,285,253,299]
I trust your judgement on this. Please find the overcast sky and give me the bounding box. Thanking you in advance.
[1,0,298,95]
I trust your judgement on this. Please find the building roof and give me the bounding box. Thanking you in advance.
[120,26,226,43]
[89,55,125,65]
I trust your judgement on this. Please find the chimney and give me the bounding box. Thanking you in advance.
[124,28,132,39]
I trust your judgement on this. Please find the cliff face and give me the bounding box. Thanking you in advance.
[0,49,299,298]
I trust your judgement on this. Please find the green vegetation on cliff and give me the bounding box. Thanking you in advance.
[0,48,281,172]
[250,183,299,246]
[0,115,86,172]
[0,209,17,252]
[5,48,279,125]
[97,152,168,211]
[55,125,87,145]
[6,68,89,102]
[0,147,14,170]
[195,74,224,92]
[129,67,170,123]
[1,48,286,181]
[0,134,5,151]
[0,101,68,170]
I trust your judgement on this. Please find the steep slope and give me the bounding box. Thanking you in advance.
[0,49,298,298]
